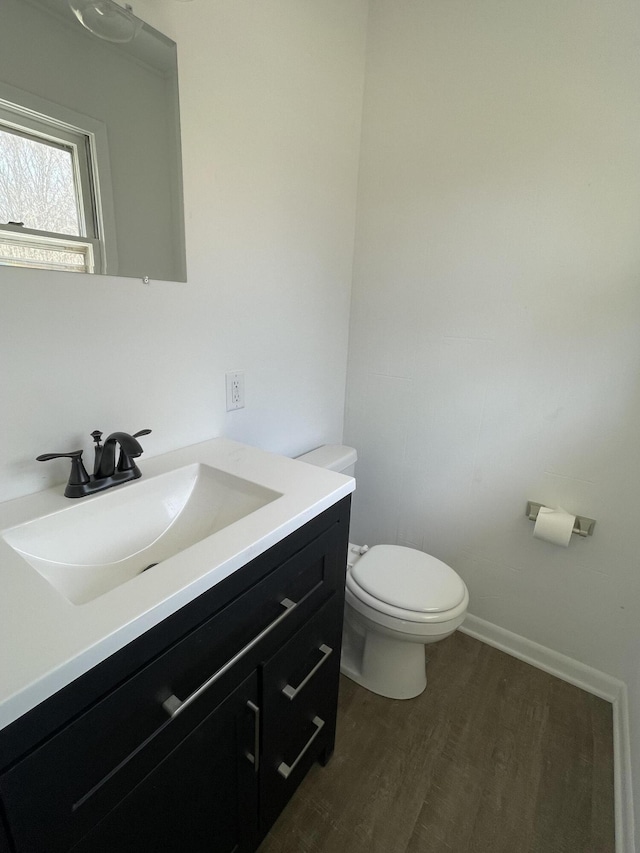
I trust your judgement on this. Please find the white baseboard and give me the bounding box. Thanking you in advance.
[460,614,635,853]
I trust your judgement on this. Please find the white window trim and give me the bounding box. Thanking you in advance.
[0,224,95,273]
[0,81,118,275]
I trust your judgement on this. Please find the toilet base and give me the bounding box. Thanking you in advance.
[340,622,427,700]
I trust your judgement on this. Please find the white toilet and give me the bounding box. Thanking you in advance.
[297,445,469,700]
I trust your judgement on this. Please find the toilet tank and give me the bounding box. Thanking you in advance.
[296,445,357,477]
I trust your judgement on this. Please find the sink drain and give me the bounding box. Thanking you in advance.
[140,562,159,574]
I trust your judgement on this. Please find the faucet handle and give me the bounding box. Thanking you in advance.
[37,450,83,462]
[132,429,152,438]
[36,450,90,490]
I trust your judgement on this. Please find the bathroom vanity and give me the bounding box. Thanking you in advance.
[0,439,353,852]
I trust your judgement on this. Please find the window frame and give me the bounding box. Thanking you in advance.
[0,223,96,274]
[0,81,118,275]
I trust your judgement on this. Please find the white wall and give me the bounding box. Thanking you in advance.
[345,0,640,845]
[0,0,367,501]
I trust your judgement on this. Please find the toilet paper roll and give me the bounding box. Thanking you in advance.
[533,506,575,547]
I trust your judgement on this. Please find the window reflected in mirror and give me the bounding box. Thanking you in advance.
[0,108,99,273]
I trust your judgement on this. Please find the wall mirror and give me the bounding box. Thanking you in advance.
[0,0,186,282]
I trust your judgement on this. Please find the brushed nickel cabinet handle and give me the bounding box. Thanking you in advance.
[277,716,325,780]
[281,644,333,701]
[245,700,260,772]
[162,598,297,719]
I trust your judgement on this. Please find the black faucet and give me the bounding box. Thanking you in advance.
[37,429,152,498]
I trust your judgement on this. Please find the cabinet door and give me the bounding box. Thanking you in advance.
[69,671,259,853]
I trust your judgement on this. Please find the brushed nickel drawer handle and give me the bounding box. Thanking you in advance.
[277,716,325,780]
[282,644,333,701]
[246,700,260,772]
[162,597,297,719]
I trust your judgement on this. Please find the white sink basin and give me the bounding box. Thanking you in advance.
[2,463,281,605]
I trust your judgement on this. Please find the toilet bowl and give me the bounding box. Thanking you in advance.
[297,446,469,700]
[342,543,468,698]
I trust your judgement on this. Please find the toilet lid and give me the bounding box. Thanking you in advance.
[351,544,466,613]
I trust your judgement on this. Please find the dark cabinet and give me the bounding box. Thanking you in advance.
[0,497,350,853]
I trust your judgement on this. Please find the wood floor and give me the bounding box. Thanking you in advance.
[258,632,615,853]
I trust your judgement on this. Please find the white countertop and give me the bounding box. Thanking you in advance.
[0,438,354,731]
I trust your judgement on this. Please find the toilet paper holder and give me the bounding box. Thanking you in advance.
[525,501,596,538]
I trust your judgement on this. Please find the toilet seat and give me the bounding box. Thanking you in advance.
[347,544,467,624]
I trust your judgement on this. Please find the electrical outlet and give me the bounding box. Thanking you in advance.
[226,371,245,411]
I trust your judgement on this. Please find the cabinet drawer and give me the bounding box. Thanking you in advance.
[259,595,343,832]
[0,524,342,853]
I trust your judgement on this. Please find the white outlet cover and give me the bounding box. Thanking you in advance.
[225,371,245,411]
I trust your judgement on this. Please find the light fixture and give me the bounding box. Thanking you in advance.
[68,0,143,43]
